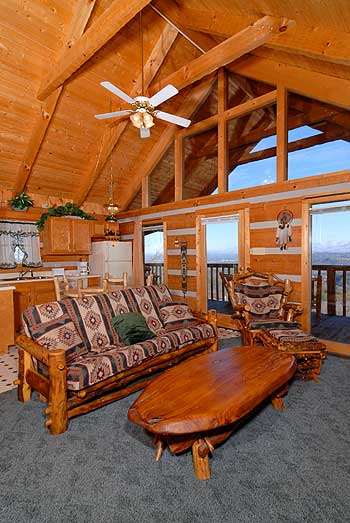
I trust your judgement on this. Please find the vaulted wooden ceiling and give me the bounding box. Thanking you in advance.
[1,0,350,213]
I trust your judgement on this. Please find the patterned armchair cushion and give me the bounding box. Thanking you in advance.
[159,302,197,330]
[234,281,284,319]
[66,322,216,391]
[23,303,86,363]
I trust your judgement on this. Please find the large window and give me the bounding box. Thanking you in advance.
[288,94,350,180]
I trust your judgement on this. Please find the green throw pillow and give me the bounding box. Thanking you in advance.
[111,312,156,346]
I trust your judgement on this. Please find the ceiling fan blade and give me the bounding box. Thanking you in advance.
[100,81,135,104]
[148,84,178,108]
[155,110,191,128]
[95,110,132,120]
[140,126,151,139]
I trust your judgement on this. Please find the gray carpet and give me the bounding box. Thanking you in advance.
[1,342,349,523]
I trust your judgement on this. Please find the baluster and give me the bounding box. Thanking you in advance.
[343,269,346,317]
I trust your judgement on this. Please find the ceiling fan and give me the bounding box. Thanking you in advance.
[94,11,190,138]
[94,81,191,138]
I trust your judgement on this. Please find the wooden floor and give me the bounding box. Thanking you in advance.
[209,300,349,345]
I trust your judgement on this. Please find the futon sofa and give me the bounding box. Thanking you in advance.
[16,284,218,435]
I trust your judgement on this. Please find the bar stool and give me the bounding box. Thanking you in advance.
[105,272,128,289]
[53,275,83,300]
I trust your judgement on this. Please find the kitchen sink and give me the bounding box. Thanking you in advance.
[0,276,53,282]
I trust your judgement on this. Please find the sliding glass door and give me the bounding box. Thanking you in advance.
[310,200,350,344]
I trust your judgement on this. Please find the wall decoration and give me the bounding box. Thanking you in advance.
[181,241,187,297]
[276,209,293,250]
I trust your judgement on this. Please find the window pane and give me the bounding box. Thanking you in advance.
[227,104,277,191]
[288,94,350,180]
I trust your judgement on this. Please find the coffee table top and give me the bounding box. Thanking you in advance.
[128,346,296,436]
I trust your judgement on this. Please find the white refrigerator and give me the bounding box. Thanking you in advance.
[89,241,133,285]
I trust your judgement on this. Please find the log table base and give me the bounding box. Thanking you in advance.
[128,346,296,480]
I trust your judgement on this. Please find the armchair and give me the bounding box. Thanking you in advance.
[221,268,303,345]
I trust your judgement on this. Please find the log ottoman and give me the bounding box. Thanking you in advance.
[128,346,296,480]
[257,328,327,382]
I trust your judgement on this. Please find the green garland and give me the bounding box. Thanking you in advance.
[36,202,96,231]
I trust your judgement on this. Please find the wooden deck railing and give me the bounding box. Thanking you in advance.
[144,263,164,284]
[312,264,350,316]
[144,262,349,317]
[207,263,238,301]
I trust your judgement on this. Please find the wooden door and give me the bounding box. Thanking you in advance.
[72,220,91,254]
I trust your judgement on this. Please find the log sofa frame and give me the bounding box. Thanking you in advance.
[16,309,218,436]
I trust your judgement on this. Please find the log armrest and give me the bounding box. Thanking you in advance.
[193,309,218,338]
[16,333,55,366]
[283,303,303,321]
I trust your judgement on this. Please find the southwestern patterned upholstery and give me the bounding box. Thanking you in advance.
[66,323,215,391]
[159,301,197,330]
[221,268,302,345]
[257,328,327,381]
[19,285,217,431]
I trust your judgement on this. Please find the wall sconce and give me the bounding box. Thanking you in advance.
[174,237,180,247]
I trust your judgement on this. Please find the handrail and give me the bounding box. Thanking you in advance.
[143,262,349,317]
[312,264,350,316]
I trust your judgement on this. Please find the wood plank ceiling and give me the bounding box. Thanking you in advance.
[0,0,350,213]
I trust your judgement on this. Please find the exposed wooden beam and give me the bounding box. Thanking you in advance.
[13,0,97,195]
[175,8,350,66]
[193,102,344,162]
[217,68,228,193]
[174,135,183,201]
[141,176,150,208]
[75,23,178,207]
[38,0,152,100]
[151,16,291,95]
[234,125,348,165]
[119,76,217,210]
[228,56,350,109]
[178,90,277,139]
[276,85,288,182]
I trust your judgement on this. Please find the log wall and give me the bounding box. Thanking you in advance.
[118,170,350,318]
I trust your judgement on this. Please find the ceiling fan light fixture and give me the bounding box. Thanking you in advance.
[130,111,143,128]
[143,112,154,128]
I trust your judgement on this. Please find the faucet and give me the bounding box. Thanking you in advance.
[18,269,34,279]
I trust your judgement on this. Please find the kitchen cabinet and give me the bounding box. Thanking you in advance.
[13,280,56,332]
[42,217,91,255]
[91,220,106,238]
[0,287,15,353]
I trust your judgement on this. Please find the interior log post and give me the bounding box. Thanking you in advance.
[45,349,68,435]
[218,68,228,193]
[277,85,288,182]
[174,134,184,201]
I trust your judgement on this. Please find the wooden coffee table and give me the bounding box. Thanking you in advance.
[128,346,296,480]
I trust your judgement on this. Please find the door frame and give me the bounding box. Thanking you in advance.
[302,193,350,355]
[196,208,248,314]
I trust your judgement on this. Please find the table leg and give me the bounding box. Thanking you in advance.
[192,439,211,480]
[152,435,164,461]
[271,383,289,410]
